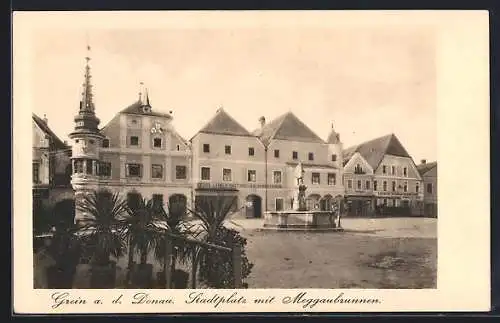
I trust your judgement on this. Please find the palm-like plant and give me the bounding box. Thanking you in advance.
[188,195,239,287]
[154,199,201,287]
[76,190,129,266]
[124,198,166,268]
[190,195,238,242]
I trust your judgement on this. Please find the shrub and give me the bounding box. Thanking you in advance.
[198,227,253,288]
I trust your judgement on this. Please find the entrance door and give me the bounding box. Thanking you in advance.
[245,195,262,218]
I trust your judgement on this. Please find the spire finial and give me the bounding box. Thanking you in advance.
[80,35,95,113]
[139,81,144,101]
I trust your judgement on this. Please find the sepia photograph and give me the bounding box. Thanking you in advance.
[13,10,490,313]
[31,19,437,291]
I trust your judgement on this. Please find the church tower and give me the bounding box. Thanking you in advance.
[68,44,105,225]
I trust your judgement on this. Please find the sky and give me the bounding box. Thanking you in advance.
[31,21,437,162]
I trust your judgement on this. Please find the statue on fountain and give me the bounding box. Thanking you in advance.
[292,162,308,211]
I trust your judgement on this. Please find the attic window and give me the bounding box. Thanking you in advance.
[143,106,151,113]
[176,144,180,151]
[102,139,110,148]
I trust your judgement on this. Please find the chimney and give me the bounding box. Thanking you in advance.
[421,159,426,164]
[259,116,266,128]
[43,114,48,124]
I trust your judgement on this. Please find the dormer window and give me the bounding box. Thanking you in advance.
[143,106,151,113]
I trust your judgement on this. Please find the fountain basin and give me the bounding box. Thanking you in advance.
[263,211,344,232]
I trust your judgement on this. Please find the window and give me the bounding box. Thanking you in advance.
[292,151,298,160]
[274,149,280,158]
[427,183,433,194]
[99,162,111,177]
[327,173,336,185]
[382,165,387,174]
[308,152,314,161]
[201,167,210,180]
[247,170,256,182]
[366,181,371,190]
[151,164,163,179]
[357,180,362,189]
[404,181,408,192]
[383,181,387,191]
[223,168,232,181]
[331,154,337,162]
[403,167,408,177]
[175,166,187,180]
[102,139,110,148]
[153,138,162,148]
[248,147,255,156]
[176,144,180,151]
[416,183,420,193]
[354,164,364,174]
[152,194,163,209]
[312,173,320,184]
[74,160,84,173]
[225,145,231,154]
[391,166,396,175]
[392,181,396,192]
[33,162,40,183]
[273,171,282,184]
[130,136,139,146]
[89,139,95,144]
[203,144,210,153]
[275,198,284,211]
[374,181,378,191]
[86,160,93,174]
[383,198,387,206]
[346,179,353,189]
[127,163,142,177]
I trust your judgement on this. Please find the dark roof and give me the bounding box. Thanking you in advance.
[197,108,253,137]
[119,100,173,119]
[32,113,68,150]
[342,134,411,170]
[416,161,437,175]
[253,112,325,146]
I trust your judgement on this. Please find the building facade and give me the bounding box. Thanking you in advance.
[342,134,424,216]
[69,51,192,224]
[32,113,74,231]
[253,113,345,215]
[417,160,437,217]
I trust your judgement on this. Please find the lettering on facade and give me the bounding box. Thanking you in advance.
[196,182,282,190]
[374,191,418,198]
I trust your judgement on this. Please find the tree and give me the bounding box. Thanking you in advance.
[76,190,128,271]
[189,195,253,288]
[153,199,200,288]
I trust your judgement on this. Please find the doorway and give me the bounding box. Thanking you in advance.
[245,195,262,218]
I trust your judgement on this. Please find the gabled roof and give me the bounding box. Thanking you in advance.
[32,113,68,150]
[417,161,437,175]
[342,133,411,170]
[197,108,253,137]
[119,100,173,119]
[253,112,325,146]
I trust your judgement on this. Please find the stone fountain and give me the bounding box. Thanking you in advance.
[263,162,344,231]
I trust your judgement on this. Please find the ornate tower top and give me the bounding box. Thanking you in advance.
[80,45,95,113]
[327,123,341,144]
[69,42,103,138]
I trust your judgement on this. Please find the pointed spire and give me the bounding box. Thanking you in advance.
[80,42,95,113]
[327,122,341,144]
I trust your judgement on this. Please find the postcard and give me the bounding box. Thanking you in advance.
[12,10,490,313]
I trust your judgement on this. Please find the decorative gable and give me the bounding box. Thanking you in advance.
[344,152,374,175]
